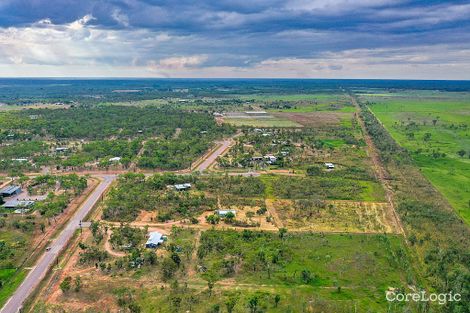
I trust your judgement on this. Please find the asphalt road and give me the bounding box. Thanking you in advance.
[0,175,115,313]
[195,139,232,172]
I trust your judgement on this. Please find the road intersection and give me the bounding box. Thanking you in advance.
[1,135,236,313]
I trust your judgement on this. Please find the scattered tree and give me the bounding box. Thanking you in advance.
[60,276,72,293]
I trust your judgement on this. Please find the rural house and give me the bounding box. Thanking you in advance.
[174,183,191,191]
[145,231,165,248]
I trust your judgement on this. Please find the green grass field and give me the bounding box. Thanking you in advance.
[194,230,415,312]
[364,92,470,223]
[235,93,343,102]
[260,174,385,202]
[265,104,355,113]
[235,93,356,114]
[0,269,27,307]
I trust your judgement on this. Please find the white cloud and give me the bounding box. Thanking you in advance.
[69,14,95,30]
[146,55,208,75]
[286,0,400,14]
[0,12,469,79]
[0,15,178,67]
[111,9,130,27]
[374,3,470,29]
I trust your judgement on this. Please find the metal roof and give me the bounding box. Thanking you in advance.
[146,231,163,246]
[216,210,236,216]
[0,185,21,194]
[174,183,191,190]
[3,200,35,208]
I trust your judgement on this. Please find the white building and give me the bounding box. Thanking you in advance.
[216,210,236,217]
[174,183,192,191]
[145,231,165,248]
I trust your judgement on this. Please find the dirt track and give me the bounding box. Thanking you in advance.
[349,94,405,236]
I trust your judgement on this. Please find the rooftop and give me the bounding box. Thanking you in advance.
[146,231,164,246]
[174,183,192,190]
[0,185,21,194]
[216,209,237,216]
[3,200,35,208]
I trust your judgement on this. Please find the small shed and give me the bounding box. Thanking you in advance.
[174,183,191,191]
[0,185,22,197]
[3,200,35,209]
[324,162,335,169]
[145,231,164,248]
[109,157,121,162]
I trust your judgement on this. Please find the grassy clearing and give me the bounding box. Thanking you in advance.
[273,199,396,233]
[259,175,276,199]
[0,104,68,111]
[0,269,27,308]
[268,175,385,202]
[195,230,415,312]
[223,117,302,127]
[272,112,353,128]
[235,93,342,102]
[0,230,31,267]
[364,93,470,223]
[267,104,355,113]
[235,93,356,114]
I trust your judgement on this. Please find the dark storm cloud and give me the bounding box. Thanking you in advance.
[0,0,469,78]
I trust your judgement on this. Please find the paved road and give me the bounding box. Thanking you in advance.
[195,139,232,172]
[0,175,115,313]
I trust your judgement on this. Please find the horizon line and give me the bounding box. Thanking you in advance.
[1,77,470,82]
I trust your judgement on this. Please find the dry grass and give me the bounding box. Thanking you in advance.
[273,199,399,233]
[273,112,353,127]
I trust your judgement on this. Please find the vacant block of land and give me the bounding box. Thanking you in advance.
[273,112,353,127]
[272,199,399,233]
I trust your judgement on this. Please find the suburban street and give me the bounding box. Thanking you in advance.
[0,175,116,313]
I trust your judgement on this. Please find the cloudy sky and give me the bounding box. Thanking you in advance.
[0,0,469,79]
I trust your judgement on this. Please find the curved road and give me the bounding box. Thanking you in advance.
[0,175,116,313]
